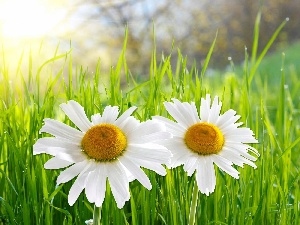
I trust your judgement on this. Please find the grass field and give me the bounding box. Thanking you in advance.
[1,17,300,225]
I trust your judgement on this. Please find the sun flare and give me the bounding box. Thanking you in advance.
[0,0,64,38]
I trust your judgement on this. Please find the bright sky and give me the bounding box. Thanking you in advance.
[0,0,67,38]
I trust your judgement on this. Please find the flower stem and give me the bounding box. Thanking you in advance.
[93,205,102,225]
[188,180,199,225]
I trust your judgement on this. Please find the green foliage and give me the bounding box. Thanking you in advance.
[1,15,300,225]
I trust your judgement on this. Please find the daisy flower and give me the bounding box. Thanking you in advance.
[153,94,259,195]
[33,100,172,208]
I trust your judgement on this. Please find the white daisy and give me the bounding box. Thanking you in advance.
[153,94,259,195]
[33,100,172,208]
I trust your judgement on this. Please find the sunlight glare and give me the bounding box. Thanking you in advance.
[0,0,64,38]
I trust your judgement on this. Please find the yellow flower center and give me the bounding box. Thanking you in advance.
[81,124,127,161]
[184,122,224,155]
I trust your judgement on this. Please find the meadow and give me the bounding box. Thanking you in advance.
[1,17,300,225]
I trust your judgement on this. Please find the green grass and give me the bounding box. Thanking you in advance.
[1,18,300,225]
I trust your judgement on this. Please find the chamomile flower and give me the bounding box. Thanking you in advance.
[154,94,259,195]
[33,100,171,208]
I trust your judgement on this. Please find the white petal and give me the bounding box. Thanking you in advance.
[33,137,82,156]
[172,99,200,126]
[212,155,239,179]
[195,156,216,195]
[127,120,171,143]
[225,134,258,143]
[94,167,108,207]
[129,120,165,136]
[44,157,74,169]
[226,142,259,157]
[91,113,102,124]
[85,170,97,203]
[219,147,244,167]
[34,137,80,149]
[224,143,258,161]
[122,166,136,182]
[164,101,190,128]
[56,160,89,185]
[225,127,255,136]
[208,96,222,123]
[163,140,192,168]
[60,100,92,132]
[33,146,66,156]
[185,102,201,124]
[55,152,86,163]
[199,94,211,122]
[68,171,90,206]
[225,115,241,126]
[101,106,120,123]
[225,128,258,143]
[39,119,83,144]
[219,147,257,168]
[183,155,198,176]
[126,157,167,175]
[128,128,172,144]
[216,110,240,130]
[119,156,152,190]
[141,162,166,176]
[133,131,172,144]
[117,116,140,136]
[216,109,236,126]
[85,165,107,207]
[220,122,241,133]
[107,161,130,209]
[126,144,171,164]
[115,106,137,127]
[152,116,186,136]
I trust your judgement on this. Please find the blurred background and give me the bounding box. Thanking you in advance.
[0,0,299,75]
